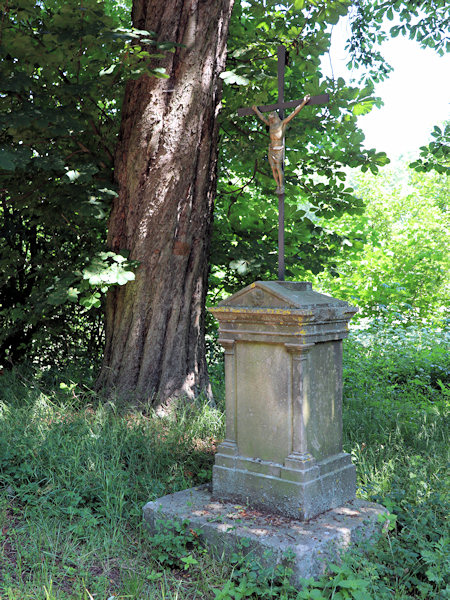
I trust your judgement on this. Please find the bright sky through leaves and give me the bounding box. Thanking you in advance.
[324,19,450,159]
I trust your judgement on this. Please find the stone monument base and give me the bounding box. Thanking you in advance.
[213,449,356,520]
[143,485,387,585]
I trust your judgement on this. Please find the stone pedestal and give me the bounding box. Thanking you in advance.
[143,281,387,579]
[209,281,358,520]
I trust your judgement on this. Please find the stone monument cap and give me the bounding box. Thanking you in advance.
[213,281,356,314]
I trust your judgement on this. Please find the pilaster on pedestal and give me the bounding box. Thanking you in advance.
[284,452,317,471]
[218,339,237,453]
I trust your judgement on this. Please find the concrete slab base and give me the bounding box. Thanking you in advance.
[143,485,387,584]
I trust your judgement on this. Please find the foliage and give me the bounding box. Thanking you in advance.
[410,121,450,175]
[344,322,450,397]
[147,519,203,569]
[340,323,450,599]
[213,547,300,599]
[0,0,172,367]
[209,0,449,300]
[346,0,450,86]
[2,0,448,367]
[298,564,371,600]
[0,366,223,596]
[211,0,390,298]
[0,319,448,597]
[313,162,450,322]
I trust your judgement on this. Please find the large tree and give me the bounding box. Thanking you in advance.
[96,0,235,403]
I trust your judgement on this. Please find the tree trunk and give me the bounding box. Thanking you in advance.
[97,0,234,405]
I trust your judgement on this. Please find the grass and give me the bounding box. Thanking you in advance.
[0,320,448,599]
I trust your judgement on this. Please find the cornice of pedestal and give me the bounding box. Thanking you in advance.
[212,315,354,346]
[209,305,357,322]
[208,281,358,345]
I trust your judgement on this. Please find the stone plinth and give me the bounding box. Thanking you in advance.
[208,281,358,520]
[143,486,387,584]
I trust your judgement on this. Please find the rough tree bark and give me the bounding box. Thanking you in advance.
[97,0,234,405]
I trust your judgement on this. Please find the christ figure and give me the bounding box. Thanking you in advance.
[252,94,311,194]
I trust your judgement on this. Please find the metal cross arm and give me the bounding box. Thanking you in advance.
[237,94,329,117]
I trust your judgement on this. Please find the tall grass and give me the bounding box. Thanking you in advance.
[0,321,448,599]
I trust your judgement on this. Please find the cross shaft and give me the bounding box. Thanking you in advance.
[237,45,329,281]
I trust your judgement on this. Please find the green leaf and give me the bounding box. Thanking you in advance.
[352,591,369,600]
[337,579,368,589]
[219,71,250,86]
[150,67,169,78]
[47,290,68,306]
[116,270,135,285]
[352,100,375,116]
[307,589,326,600]
[80,292,101,309]
[67,287,79,302]
[100,64,116,76]
[0,149,17,171]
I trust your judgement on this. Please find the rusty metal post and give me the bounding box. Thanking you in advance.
[277,45,286,281]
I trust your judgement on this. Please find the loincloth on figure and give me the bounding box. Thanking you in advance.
[268,145,283,166]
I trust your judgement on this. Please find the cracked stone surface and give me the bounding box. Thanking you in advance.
[143,485,387,583]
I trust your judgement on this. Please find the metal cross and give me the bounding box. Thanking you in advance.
[237,45,329,281]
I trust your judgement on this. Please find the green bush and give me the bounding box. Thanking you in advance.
[314,163,450,323]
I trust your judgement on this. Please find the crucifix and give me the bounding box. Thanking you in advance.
[237,45,329,281]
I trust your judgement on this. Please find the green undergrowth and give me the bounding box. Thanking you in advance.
[340,322,449,600]
[0,321,448,598]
